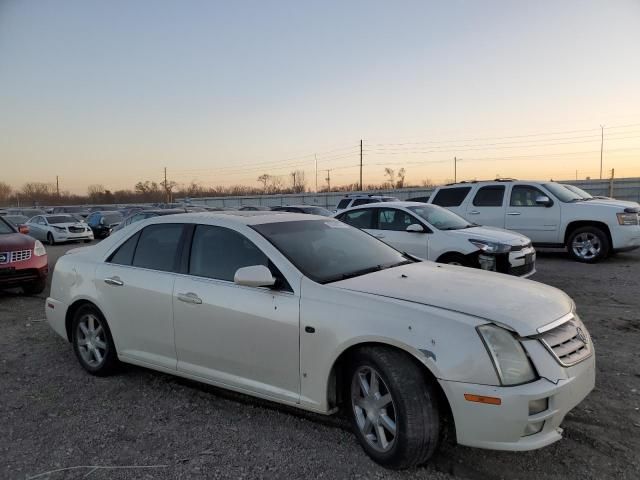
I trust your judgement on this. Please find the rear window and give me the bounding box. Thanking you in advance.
[339,209,375,229]
[352,199,373,206]
[108,232,141,266]
[431,187,471,207]
[473,186,505,207]
[131,224,184,272]
[337,199,351,209]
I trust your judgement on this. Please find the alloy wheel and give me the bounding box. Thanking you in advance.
[76,314,108,368]
[351,366,397,453]
[572,232,601,260]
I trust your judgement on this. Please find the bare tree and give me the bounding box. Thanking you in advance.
[87,184,105,203]
[396,168,406,188]
[257,174,270,192]
[290,170,306,193]
[0,181,12,204]
[384,168,395,188]
[160,178,178,202]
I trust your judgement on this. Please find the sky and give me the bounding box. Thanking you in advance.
[1,0,639,195]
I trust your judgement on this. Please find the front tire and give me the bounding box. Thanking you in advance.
[347,347,440,469]
[71,305,119,376]
[567,226,609,263]
[47,232,56,246]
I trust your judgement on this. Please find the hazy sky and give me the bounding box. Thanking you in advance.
[1,0,639,194]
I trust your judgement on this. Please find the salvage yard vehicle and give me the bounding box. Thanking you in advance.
[86,211,123,239]
[428,179,640,262]
[0,216,48,294]
[46,212,595,469]
[25,214,94,245]
[335,201,536,277]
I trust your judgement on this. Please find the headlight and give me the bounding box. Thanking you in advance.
[469,239,511,254]
[52,225,66,232]
[617,212,639,226]
[33,240,47,256]
[477,324,537,386]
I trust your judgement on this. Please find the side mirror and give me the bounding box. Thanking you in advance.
[18,225,29,234]
[406,224,425,233]
[535,195,553,207]
[234,265,276,288]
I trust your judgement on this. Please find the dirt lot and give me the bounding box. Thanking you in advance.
[1,243,639,479]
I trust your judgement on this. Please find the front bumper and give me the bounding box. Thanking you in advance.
[611,225,640,251]
[53,230,94,242]
[477,246,536,278]
[45,297,69,340]
[439,353,595,451]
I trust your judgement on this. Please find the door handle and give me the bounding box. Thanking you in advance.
[507,212,521,216]
[104,276,123,286]
[177,292,202,305]
[468,210,480,215]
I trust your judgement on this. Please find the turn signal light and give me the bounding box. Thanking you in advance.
[464,394,502,405]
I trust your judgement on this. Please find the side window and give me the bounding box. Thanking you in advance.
[189,225,268,282]
[377,208,416,231]
[473,186,505,207]
[431,187,472,207]
[510,185,547,207]
[38,217,47,225]
[340,209,374,229]
[352,198,372,206]
[336,199,351,209]
[108,232,141,266]
[132,224,184,272]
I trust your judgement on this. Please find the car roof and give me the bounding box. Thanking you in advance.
[145,210,326,226]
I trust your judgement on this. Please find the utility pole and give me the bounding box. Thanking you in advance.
[164,167,168,203]
[56,176,60,197]
[359,139,363,191]
[315,154,318,193]
[454,156,458,183]
[325,169,331,191]
[600,125,604,179]
[609,168,615,197]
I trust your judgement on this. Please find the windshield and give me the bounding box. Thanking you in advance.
[562,184,592,199]
[407,204,472,230]
[0,218,15,234]
[47,215,76,224]
[103,213,123,224]
[542,183,584,202]
[252,219,413,284]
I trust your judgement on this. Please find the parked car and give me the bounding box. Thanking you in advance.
[52,206,91,218]
[271,205,333,216]
[4,208,46,218]
[335,194,399,211]
[0,216,48,294]
[406,196,430,203]
[86,211,123,239]
[428,179,640,262]
[46,212,594,468]
[26,214,94,245]
[335,202,536,277]
[4,215,29,228]
[112,208,187,232]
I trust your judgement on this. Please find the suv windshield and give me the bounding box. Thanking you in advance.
[542,183,584,202]
[407,205,472,230]
[562,184,593,199]
[252,219,413,284]
[0,218,15,234]
[47,215,76,224]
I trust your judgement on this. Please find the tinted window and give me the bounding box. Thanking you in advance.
[377,209,417,231]
[103,213,123,224]
[46,215,76,224]
[473,186,505,207]
[132,224,184,272]
[352,198,373,206]
[337,199,351,209]
[510,185,548,207]
[109,232,141,266]
[542,183,583,202]
[340,209,374,229]
[189,225,268,281]
[431,187,471,207]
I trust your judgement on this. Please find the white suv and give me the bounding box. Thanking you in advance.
[428,180,640,262]
[335,194,399,211]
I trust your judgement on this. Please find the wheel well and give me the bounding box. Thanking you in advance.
[564,220,612,247]
[65,300,100,342]
[435,251,466,263]
[328,342,456,442]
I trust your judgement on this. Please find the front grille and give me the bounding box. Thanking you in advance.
[539,316,592,366]
[508,262,534,276]
[510,242,532,252]
[10,250,32,263]
[68,226,85,233]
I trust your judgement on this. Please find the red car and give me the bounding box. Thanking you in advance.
[0,217,49,294]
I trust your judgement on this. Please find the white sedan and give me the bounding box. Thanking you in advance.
[46,212,594,468]
[335,201,536,277]
[26,214,94,245]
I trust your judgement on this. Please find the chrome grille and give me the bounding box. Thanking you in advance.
[10,250,32,262]
[539,315,592,366]
[68,226,85,233]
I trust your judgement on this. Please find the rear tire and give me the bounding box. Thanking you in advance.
[346,346,440,469]
[567,226,609,263]
[47,232,56,246]
[23,279,46,295]
[71,305,119,376]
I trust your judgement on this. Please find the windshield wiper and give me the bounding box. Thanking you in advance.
[337,265,384,281]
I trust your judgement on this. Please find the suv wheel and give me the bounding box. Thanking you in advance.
[71,305,119,376]
[567,226,610,263]
[347,347,440,469]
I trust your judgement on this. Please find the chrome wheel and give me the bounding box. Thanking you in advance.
[572,232,601,260]
[76,314,108,368]
[351,366,397,453]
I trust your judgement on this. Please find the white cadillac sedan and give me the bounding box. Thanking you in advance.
[46,212,595,469]
[335,202,536,277]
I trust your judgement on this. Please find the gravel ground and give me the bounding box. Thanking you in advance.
[1,243,639,480]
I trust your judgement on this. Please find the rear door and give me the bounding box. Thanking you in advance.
[94,223,185,370]
[466,185,506,228]
[505,184,561,243]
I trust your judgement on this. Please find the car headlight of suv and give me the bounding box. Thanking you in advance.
[33,240,47,256]
[468,239,511,254]
[617,211,639,226]
[477,324,537,386]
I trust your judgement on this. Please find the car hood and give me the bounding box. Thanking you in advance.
[0,233,35,251]
[447,225,531,246]
[581,198,640,209]
[330,262,572,336]
[52,222,88,228]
